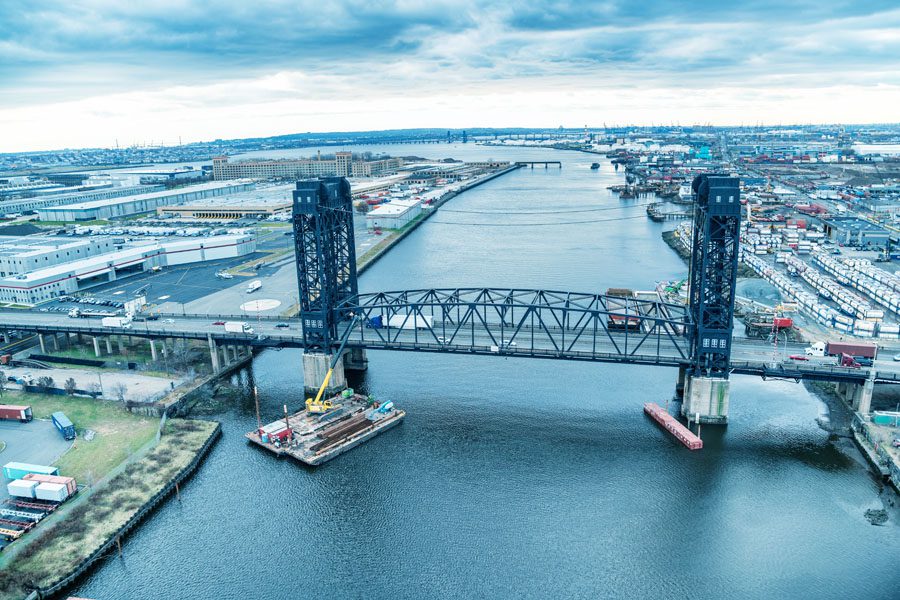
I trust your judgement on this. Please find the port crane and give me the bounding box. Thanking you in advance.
[305,315,359,414]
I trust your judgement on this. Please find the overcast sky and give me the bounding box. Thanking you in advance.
[2,0,899,152]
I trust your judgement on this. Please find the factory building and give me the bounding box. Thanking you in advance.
[0,237,117,276]
[36,181,254,222]
[366,199,422,230]
[212,154,403,181]
[822,217,890,247]
[0,185,162,215]
[157,183,295,220]
[0,234,255,305]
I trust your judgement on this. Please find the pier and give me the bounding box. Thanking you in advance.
[515,161,562,169]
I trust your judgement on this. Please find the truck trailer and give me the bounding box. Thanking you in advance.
[0,404,32,422]
[224,321,254,334]
[806,341,878,359]
[51,411,76,440]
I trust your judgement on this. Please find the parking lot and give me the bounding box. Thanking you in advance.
[0,418,71,500]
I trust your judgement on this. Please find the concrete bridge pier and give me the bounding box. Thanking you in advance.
[681,375,729,425]
[835,375,875,415]
[105,337,113,354]
[207,334,221,373]
[93,336,102,358]
[149,339,158,361]
[38,333,46,353]
[302,351,346,398]
[674,366,687,400]
[344,348,368,372]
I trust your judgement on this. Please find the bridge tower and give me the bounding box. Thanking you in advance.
[292,177,364,396]
[681,174,741,424]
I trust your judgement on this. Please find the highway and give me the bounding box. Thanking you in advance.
[2,309,899,382]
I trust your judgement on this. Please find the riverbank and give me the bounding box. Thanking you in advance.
[357,164,520,274]
[0,419,220,600]
[661,228,759,278]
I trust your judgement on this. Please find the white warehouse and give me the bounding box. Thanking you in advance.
[366,198,422,230]
[36,181,255,222]
[0,234,256,305]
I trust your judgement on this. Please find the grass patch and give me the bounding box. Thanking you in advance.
[1,391,158,484]
[0,419,218,599]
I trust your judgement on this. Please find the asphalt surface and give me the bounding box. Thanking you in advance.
[0,418,71,500]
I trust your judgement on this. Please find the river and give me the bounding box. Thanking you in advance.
[72,145,900,599]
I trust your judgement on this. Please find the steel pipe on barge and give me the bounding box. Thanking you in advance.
[643,402,703,450]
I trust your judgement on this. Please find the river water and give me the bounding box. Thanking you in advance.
[73,145,900,599]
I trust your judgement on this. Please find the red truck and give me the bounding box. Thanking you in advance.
[0,404,33,422]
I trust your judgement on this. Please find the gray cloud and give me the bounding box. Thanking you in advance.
[1,0,899,130]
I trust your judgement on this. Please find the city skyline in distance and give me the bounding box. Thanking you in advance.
[2,1,900,152]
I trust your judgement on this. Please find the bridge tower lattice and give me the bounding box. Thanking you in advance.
[687,174,742,378]
[292,177,359,351]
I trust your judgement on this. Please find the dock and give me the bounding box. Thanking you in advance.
[643,402,703,450]
[245,393,405,466]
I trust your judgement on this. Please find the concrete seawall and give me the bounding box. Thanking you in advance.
[31,422,223,599]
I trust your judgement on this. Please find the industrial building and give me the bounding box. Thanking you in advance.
[366,199,423,230]
[212,153,403,181]
[0,234,255,305]
[822,217,890,247]
[156,183,294,219]
[0,185,162,215]
[0,237,117,276]
[36,181,254,222]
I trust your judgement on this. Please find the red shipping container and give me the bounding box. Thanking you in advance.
[773,317,793,329]
[0,404,32,421]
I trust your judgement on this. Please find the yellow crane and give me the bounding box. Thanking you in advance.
[305,316,359,414]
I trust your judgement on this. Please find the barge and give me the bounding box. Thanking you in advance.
[245,392,405,466]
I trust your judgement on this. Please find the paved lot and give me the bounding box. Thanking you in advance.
[0,419,71,500]
[3,367,180,403]
[160,262,301,317]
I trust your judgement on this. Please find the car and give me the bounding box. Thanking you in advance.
[893,354,900,362]
[437,336,447,344]
[163,318,175,324]
[501,339,517,347]
[274,323,290,329]
[146,314,160,321]
[893,438,900,448]
[213,321,225,326]
[854,357,873,367]
[788,354,809,361]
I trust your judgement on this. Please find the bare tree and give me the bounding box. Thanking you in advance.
[36,376,55,392]
[64,377,77,395]
[0,370,5,397]
[111,382,128,402]
[86,382,102,397]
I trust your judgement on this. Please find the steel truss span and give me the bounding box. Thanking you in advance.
[336,288,691,366]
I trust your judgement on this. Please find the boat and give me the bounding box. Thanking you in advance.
[590,163,600,170]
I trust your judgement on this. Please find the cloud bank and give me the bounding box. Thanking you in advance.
[1,1,899,150]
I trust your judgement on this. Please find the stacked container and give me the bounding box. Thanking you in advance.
[7,479,39,499]
[22,473,77,496]
[35,482,69,502]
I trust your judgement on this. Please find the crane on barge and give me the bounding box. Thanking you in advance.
[305,316,359,414]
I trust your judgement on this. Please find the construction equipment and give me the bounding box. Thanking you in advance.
[305,316,358,414]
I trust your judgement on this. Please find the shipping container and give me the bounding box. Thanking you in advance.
[7,479,38,499]
[3,462,58,480]
[35,482,68,502]
[826,342,878,359]
[22,473,77,496]
[51,411,76,440]
[0,404,32,422]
